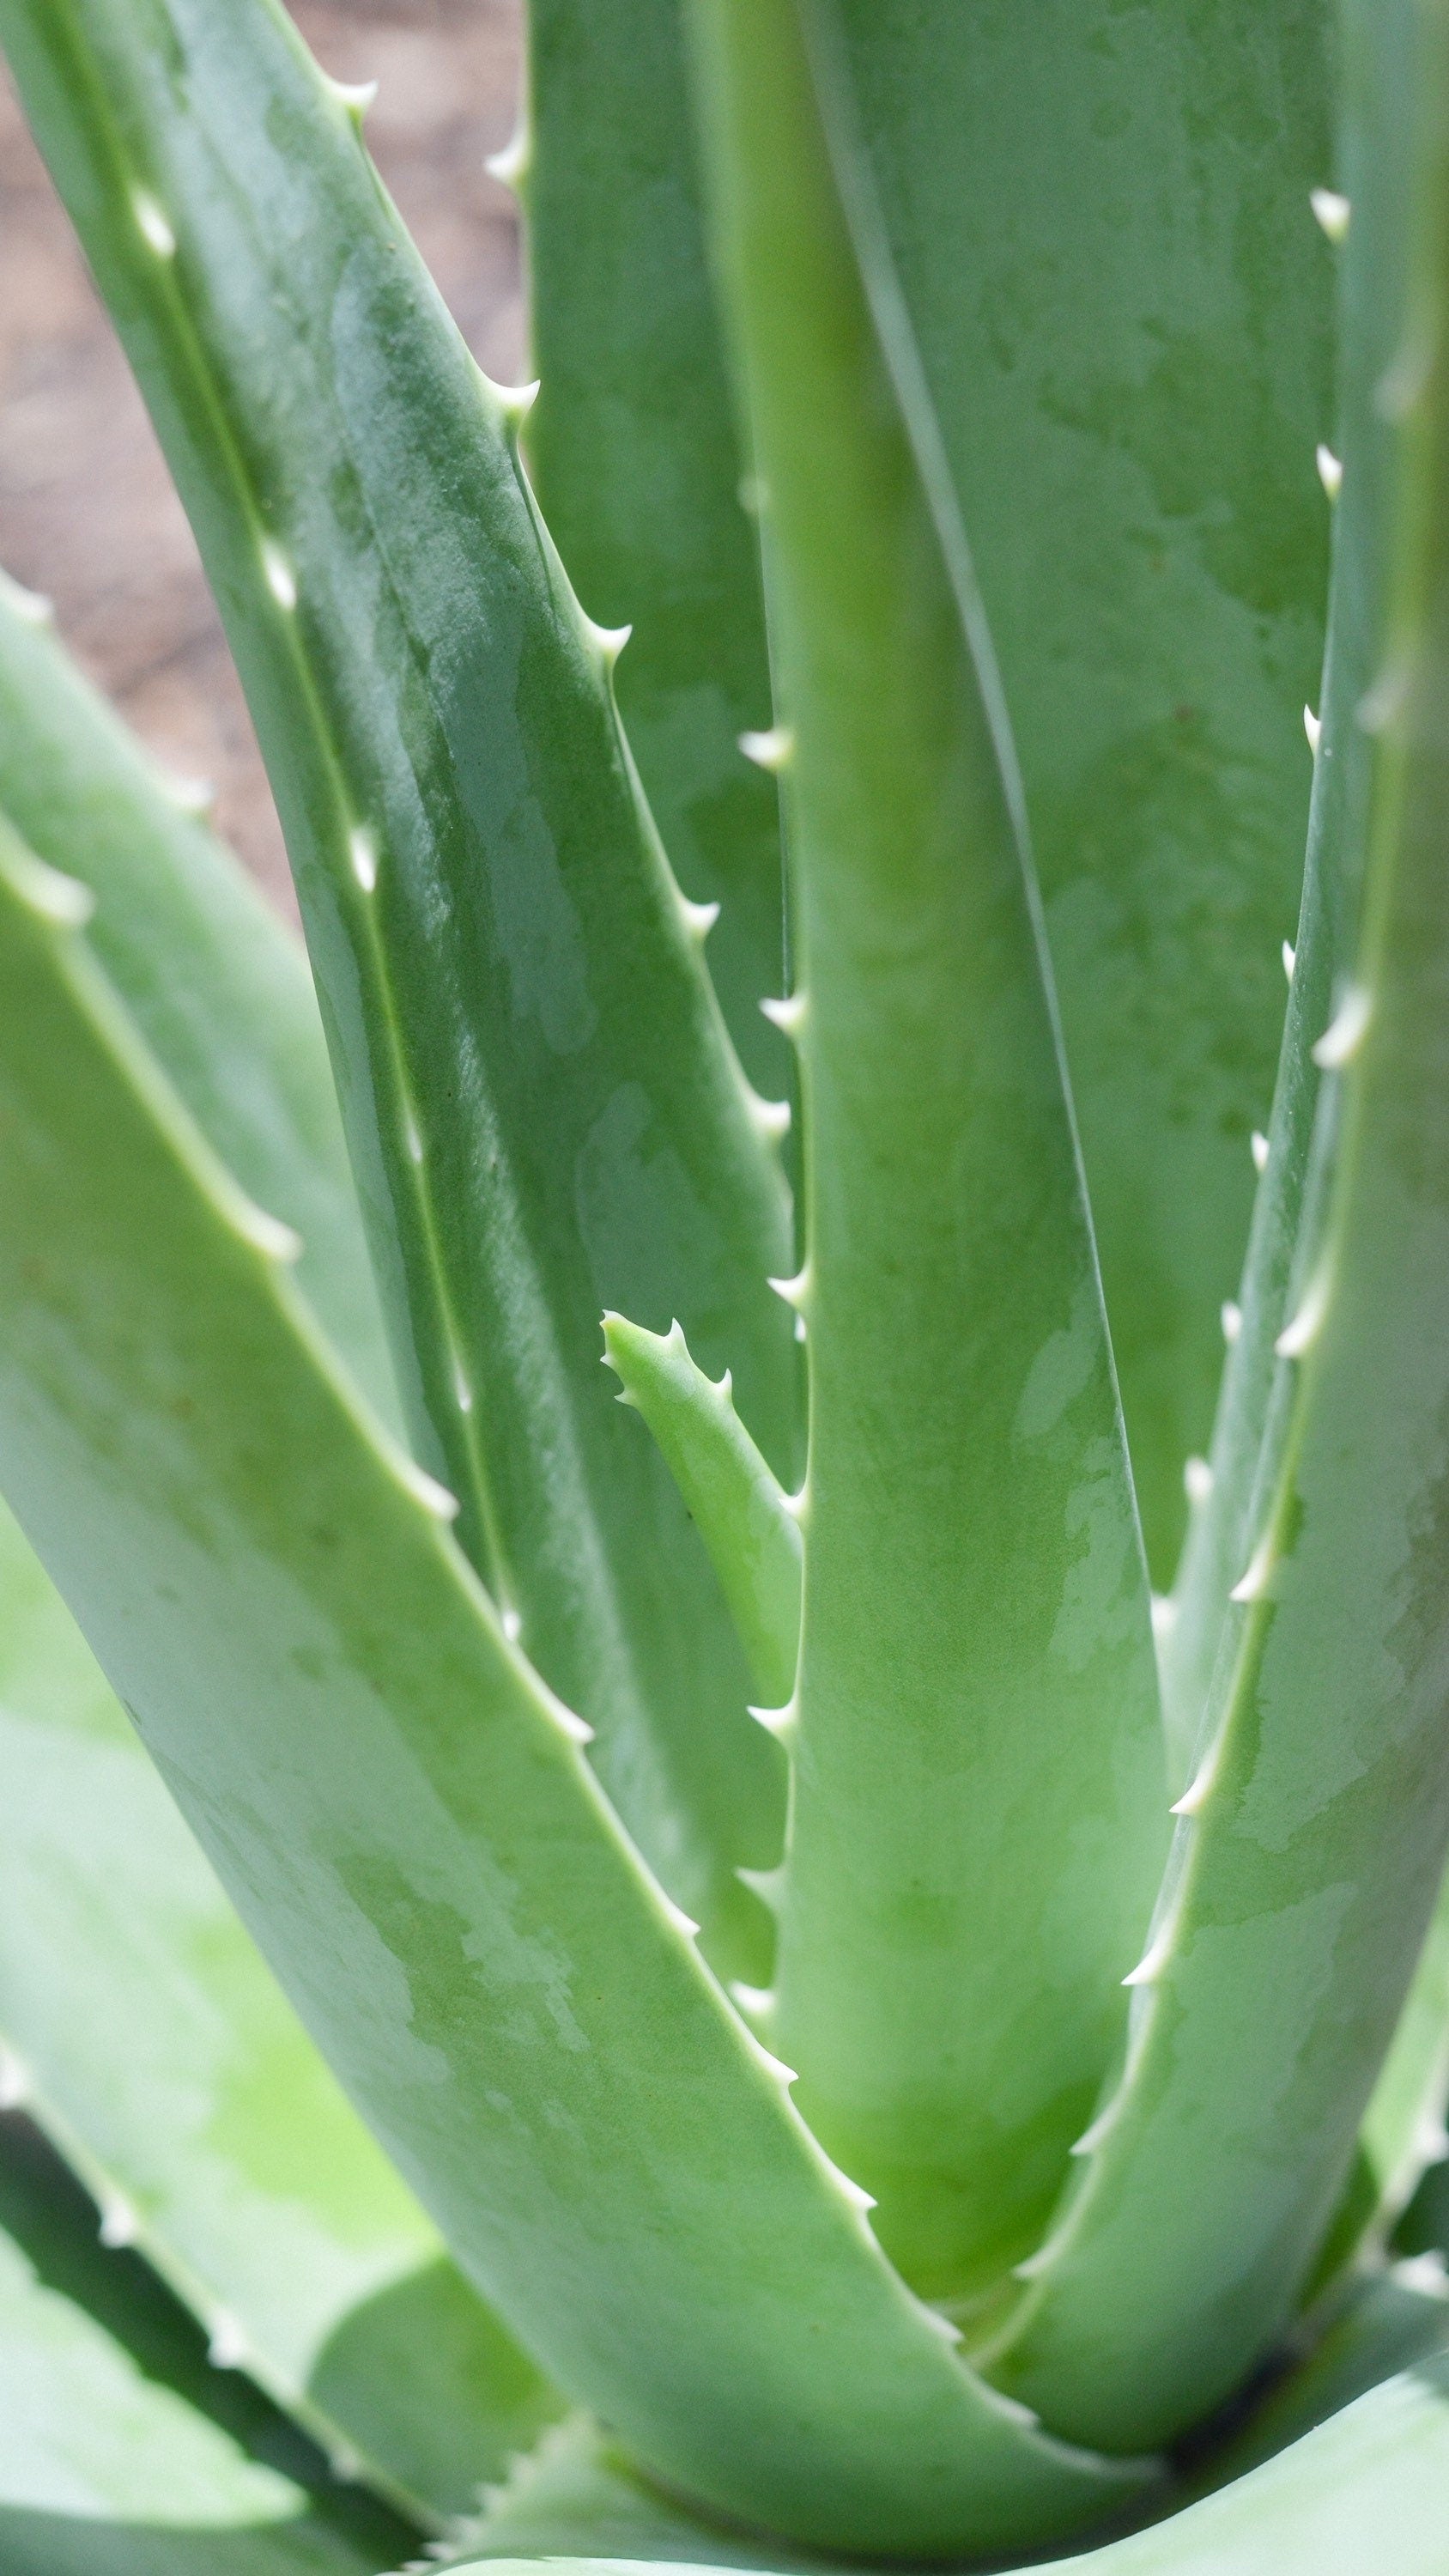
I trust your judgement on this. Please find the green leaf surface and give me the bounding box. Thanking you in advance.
[1398,2154,1449,2264]
[520,0,790,1105]
[444,2352,1449,2573]
[821,0,1333,1583]
[0,0,797,1982]
[0,823,1144,2556]
[0,567,397,1435]
[0,2116,408,2576]
[438,2416,831,2574]
[987,0,1449,2451]
[602,1313,801,1708]
[1304,1852,1449,2295]
[1205,2264,1449,2488]
[0,1491,558,2525]
[685,0,1168,2307]
[1358,1859,1449,2238]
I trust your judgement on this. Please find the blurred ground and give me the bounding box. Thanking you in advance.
[0,0,525,914]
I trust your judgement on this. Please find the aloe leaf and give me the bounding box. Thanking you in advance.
[518,0,790,1107]
[684,0,1168,2306]
[444,2353,1449,2575]
[0,0,797,1983]
[1357,1862,1449,2239]
[817,0,1332,1585]
[987,0,1449,2449]
[439,2416,830,2574]
[602,1314,801,1706]
[1207,2264,1449,2488]
[0,2117,409,2576]
[1159,0,1418,1772]
[1398,2154,1449,2266]
[1302,1856,1449,2295]
[0,568,397,1436]
[0,1494,559,2525]
[450,2360,1449,2576]
[0,823,1145,2555]
[442,2370,1449,2576]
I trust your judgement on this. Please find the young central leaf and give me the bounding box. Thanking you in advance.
[687,0,1169,2307]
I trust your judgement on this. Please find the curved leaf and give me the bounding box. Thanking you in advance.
[987,0,1449,2449]
[0,2117,407,2576]
[452,2351,1449,2573]
[520,0,790,1106]
[602,1314,800,1707]
[0,0,796,1981]
[0,823,1143,2555]
[0,568,397,1434]
[0,1493,559,2524]
[821,0,1333,1583]
[686,0,1167,2306]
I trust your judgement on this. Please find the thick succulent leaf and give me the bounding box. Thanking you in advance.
[0,0,797,1983]
[0,827,1143,2558]
[685,0,1167,2306]
[445,2352,1449,2573]
[1206,2265,1449,2487]
[0,1492,558,2524]
[1303,1853,1449,2296]
[519,0,790,1106]
[1398,2154,1449,2263]
[602,1314,800,1707]
[1158,94,1397,1792]
[0,567,397,1435]
[1355,1858,1449,2243]
[0,2116,408,2576]
[440,2416,830,2574]
[819,0,1332,1583]
[987,0,1449,2451]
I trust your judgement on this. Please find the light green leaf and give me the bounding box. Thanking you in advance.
[1359,1859,1449,2245]
[0,822,1143,2555]
[0,0,797,1983]
[449,2352,1449,2573]
[1208,2266,1449,2488]
[438,2415,828,2574]
[0,2117,408,2576]
[519,0,790,1105]
[685,0,1167,2306]
[0,568,398,1436]
[821,0,1332,1583]
[602,1314,801,1707]
[1300,1852,1449,2299]
[0,1492,558,2525]
[988,0,1449,2449]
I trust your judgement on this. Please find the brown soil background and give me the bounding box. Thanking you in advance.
[0,0,525,914]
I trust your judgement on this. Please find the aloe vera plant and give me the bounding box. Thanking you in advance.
[4,0,1449,2565]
